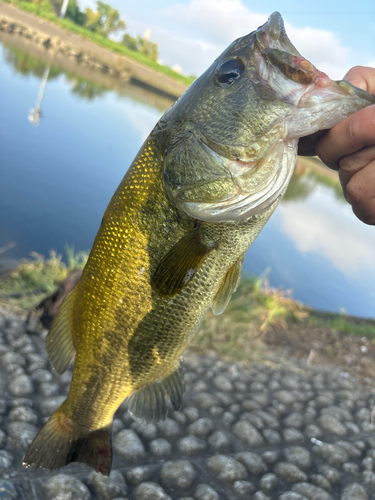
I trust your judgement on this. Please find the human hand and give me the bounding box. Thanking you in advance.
[299,66,375,225]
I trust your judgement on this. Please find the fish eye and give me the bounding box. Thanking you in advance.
[216,59,245,85]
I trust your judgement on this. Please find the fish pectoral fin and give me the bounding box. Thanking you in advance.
[212,254,244,315]
[128,363,185,423]
[45,288,76,374]
[152,226,218,296]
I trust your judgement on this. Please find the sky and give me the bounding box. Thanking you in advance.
[77,0,375,79]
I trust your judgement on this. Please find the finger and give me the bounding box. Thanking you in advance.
[344,66,375,94]
[316,105,375,170]
[298,131,326,156]
[339,145,375,195]
[341,158,375,225]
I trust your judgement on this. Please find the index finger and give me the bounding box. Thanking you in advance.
[316,104,375,170]
[344,66,375,94]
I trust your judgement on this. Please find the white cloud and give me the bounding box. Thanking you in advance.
[165,0,265,44]
[164,0,351,79]
[279,188,375,278]
[285,23,348,79]
[140,24,220,76]
[78,0,371,79]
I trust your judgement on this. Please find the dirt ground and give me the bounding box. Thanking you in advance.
[265,321,375,381]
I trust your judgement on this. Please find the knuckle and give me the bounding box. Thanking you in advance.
[344,65,365,82]
[316,141,337,169]
[345,107,375,148]
[338,155,353,173]
[345,176,366,206]
[345,114,361,146]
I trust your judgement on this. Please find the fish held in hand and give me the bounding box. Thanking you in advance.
[23,12,375,475]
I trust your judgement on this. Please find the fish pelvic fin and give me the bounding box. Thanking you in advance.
[212,254,244,315]
[45,288,76,374]
[152,226,218,296]
[23,407,113,476]
[128,363,185,422]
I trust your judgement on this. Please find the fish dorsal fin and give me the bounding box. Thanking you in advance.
[45,288,76,374]
[128,363,185,422]
[152,227,218,296]
[212,254,244,315]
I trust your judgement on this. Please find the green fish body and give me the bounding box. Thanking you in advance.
[24,12,375,475]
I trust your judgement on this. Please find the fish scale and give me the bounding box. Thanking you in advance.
[24,12,375,475]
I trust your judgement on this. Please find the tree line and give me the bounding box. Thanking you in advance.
[33,0,159,61]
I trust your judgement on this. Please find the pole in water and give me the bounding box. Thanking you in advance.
[28,66,50,126]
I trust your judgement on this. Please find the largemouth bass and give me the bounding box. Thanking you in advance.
[24,12,375,475]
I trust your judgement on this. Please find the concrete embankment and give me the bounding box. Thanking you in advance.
[0,2,188,100]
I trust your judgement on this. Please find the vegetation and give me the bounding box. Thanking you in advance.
[84,1,125,38]
[2,42,63,79]
[3,0,194,86]
[285,156,345,203]
[0,248,87,308]
[196,275,308,361]
[50,0,85,25]
[2,42,110,101]
[2,249,373,359]
[309,312,375,338]
[122,33,159,62]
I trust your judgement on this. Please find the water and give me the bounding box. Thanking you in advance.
[1,36,375,319]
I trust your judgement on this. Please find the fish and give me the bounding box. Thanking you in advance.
[24,12,375,475]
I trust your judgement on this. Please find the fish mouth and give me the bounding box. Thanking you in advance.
[255,12,301,55]
[251,13,375,123]
[296,77,375,118]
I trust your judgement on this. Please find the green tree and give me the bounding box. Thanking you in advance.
[84,6,101,32]
[121,34,159,62]
[66,0,86,25]
[85,1,126,38]
[49,0,85,24]
[122,33,138,52]
[69,78,108,101]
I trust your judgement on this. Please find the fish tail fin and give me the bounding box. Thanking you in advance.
[23,407,112,475]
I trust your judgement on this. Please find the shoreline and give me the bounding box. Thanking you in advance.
[0,28,177,112]
[0,1,188,99]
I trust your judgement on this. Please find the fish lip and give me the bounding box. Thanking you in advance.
[336,80,375,104]
[297,78,375,109]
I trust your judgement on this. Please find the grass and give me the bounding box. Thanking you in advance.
[308,312,375,339]
[0,247,88,309]
[1,250,374,358]
[193,275,309,361]
[3,0,195,87]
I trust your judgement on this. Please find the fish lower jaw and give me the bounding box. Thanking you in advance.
[180,139,298,222]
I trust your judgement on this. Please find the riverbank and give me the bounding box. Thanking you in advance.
[1,250,375,381]
[0,1,190,99]
[0,27,177,112]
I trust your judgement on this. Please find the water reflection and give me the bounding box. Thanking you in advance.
[28,65,50,125]
[0,30,175,111]
[1,33,374,319]
[280,189,375,278]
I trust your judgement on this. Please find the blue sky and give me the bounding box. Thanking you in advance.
[78,0,375,78]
